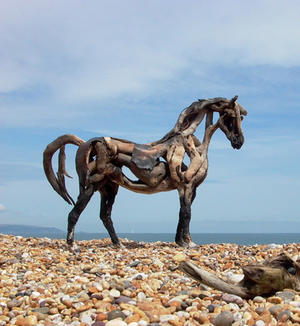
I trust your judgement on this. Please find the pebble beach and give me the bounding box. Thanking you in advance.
[0,234,299,326]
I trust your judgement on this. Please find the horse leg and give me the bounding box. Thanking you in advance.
[99,182,121,247]
[182,187,197,246]
[175,186,197,247]
[67,185,94,246]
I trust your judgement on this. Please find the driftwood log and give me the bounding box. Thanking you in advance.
[43,96,247,247]
[180,253,300,298]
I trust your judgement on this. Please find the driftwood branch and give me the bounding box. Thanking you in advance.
[180,260,249,298]
[180,253,300,298]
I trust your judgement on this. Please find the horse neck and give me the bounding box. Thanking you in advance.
[151,103,208,146]
[200,112,220,153]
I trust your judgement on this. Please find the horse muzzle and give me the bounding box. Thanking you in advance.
[230,134,244,149]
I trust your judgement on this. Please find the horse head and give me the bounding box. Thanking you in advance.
[151,96,247,150]
[211,96,247,149]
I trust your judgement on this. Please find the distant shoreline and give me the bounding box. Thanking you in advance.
[1,229,299,246]
[1,224,299,245]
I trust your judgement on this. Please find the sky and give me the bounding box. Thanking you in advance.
[1,0,300,235]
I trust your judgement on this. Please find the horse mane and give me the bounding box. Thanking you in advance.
[151,97,226,145]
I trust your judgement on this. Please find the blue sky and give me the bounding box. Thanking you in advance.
[1,0,300,234]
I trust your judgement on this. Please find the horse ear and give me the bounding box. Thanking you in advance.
[230,95,238,105]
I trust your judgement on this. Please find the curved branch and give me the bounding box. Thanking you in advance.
[183,136,203,183]
[180,261,250,298]
[57,146,75,205]
[166,143,185,184]
[43,134,84,205]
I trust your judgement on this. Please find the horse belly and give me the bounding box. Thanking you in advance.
[128,161,167,187]
[119,175,175,194]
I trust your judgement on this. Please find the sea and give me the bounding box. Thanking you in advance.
[9,232,300,245]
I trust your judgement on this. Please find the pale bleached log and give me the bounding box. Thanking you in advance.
[180,261,249,298]
[180,253,300,298]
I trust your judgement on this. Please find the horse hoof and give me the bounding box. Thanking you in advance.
[175,241,186,248]
[68,243,80,253]
[111,242,124,248]
[187,241,198,249]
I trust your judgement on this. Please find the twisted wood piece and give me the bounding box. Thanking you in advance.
[180,253,300,298]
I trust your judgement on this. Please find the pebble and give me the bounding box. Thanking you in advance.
[137,292,147,302]
[290,300,300,307]
[269,304,283,316]
[213,311,234,326]
[7,299,22,309]
[115,295,133,304]
[222,293,244,306]
[267,296,282,304]
[277,309,291,321]
[106,320,127,326]
[129,260,140,267]
[80,313,93,324]
[173,252,186,262]
[207,304,218,313]
[243,311,252,322]
[255,307,266,315]
[110,289,121,298]
[275,290,295,302]
[233,312,242,321]
[253,296,265,303]
[255,321,265,326]
[32,307,50,314]
[96,312,107,321]
[30,291,41,299]
[0,234,299,326]
[16,315,38,325]
[107,310,126,320]
[225,272,244,284]
[92,322,105,326]
[160,314,177,322]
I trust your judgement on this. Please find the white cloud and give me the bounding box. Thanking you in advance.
[1,0,300,104]
[0,204,6,212]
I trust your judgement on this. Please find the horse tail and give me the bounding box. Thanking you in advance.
[75,137,105,193]
[43,134,85,205]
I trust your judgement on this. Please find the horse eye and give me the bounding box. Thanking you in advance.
[288,267,296,275]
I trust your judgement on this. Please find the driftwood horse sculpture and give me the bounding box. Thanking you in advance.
[43,96,247,247]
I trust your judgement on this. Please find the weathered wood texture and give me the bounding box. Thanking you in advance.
[180,253,300,298]
[43,97,247,246]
